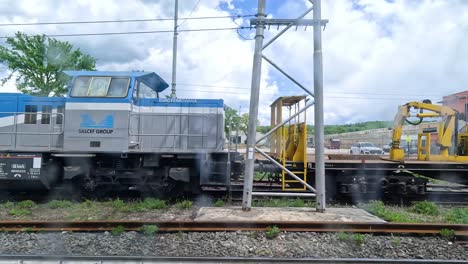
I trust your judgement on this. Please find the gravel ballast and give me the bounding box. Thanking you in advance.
[0,231,466,260]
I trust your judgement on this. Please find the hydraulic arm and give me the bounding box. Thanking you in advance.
[390,101,457,161]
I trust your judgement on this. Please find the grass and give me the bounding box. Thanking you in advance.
[265,226,280,239]
[140,225,159,235]
[9,208,32,216]
[440,229,455,240]
[353,233,365,245]
[364,201,414,223]
[139,198,166,210]
[111,225,125,235]
[17,200,35,209]
[214,199,225,207]
[46,200,74,209]
[446,208,468,224]
[337,232,350,241]
[391,237,401,246]
[253,198,315,208]
[411,201,439,216]
[175,200,193,209]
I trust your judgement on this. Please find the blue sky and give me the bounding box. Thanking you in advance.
[0,0,468,125]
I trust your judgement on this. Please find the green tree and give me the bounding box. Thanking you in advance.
[0,32,96,96]
[224,106,239,135]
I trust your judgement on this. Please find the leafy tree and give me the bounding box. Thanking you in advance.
[0,32,96,96]
[224,106,239,135]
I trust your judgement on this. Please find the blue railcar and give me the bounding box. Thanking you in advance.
[0,71,237,196]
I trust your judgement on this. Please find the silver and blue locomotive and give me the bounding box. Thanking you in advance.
[0,71,237,196]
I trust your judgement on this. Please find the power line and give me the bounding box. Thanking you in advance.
[176,83,444,97]
[0,14,254,27]
[178,0,202,28]
[0,27,249,39]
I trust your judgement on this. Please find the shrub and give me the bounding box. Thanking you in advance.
[111,225,125,235]
[214,199,225,207]
[17,200,36,209]
[140,225,159,235]
[265,226,280,239]
[140,198,166,210]
[446,208,468,224]
[176,200,193,209]
[411,201,439,216]
[47,200,73,209]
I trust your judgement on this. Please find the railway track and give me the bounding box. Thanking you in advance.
[0,255,466,264]
[1,220,467,243]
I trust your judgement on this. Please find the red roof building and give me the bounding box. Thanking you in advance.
[441,91,468,120]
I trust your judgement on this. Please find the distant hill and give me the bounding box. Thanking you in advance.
[257,121,392,135]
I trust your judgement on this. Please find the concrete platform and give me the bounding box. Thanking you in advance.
[194,207,385,223]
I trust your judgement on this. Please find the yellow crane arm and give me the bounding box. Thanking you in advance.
[389,101,457,160]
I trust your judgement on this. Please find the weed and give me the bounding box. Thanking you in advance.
[80,199,96,209]
[411,201,439,216]
[391,237,401,246]
[214,199,225,207]
[46,200,73,209]
[175,200,193,209]
[111,225,125,235]
[365,201,414,223]
[1,201,15,209]
[288,198,305,207]
[140,225,159,235]
[440,229,455,240]
[353,233,365,245]
[336,232,350,241]
[22,227,34,232]
[446,208,468,224]
[9,208,31,216]
[139,198,166,210]
[111,199,127,211]
[17,200,35,209]
[265,225,280,239]
[176,231,184,239]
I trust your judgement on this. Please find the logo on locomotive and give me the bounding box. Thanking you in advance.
[78,114,114,134]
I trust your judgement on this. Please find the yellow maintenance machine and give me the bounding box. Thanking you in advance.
[390,100,468,162]
[269,96,308,190]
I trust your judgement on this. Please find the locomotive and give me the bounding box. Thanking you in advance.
[0,71,240,197]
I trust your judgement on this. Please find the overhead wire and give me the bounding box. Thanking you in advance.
[0,14,254,26]
[178,0,202,28]
[0,27,250,39]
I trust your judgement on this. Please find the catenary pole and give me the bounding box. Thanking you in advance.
[171,0,179,98]
[313,0,326,212]
[242,0,266,211]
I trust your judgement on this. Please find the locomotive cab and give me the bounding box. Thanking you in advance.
[63,71,168,153]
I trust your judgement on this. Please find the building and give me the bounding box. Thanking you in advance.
[441,91,468,120]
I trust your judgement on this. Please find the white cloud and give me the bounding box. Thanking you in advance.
[1,0,468,126]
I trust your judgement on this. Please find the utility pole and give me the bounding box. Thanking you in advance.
[313,0,325,212]
[242,0,328,212]
[171,0,179,98]
[242,0,266,211]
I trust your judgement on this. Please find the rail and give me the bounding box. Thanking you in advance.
[0,220,466,243]
[0,255,465,264]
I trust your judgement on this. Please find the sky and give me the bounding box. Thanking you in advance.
[0,0,467,125]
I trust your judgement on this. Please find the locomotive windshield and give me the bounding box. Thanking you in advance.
[70,76,130,98]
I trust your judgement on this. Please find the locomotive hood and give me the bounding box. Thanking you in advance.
[64,70,169,93]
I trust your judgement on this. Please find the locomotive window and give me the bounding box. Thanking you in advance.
[41,105,52,124]
[25,105,37,124]
[107,78,130,97]
[138,82,157,98]
[71,77,91,97]
[87,77,111,97]
[71,76,129,98]
[56,106,64,125]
